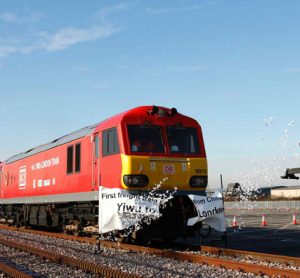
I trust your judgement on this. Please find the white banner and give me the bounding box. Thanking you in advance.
[187,191,226,232]
[99,186,161,234]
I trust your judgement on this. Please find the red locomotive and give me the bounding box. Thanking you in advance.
[0,106,207,240]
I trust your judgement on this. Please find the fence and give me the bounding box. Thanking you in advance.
[224,200,300,210]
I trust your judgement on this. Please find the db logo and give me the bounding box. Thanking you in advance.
[163,164,175,174]
[19,166,27,189]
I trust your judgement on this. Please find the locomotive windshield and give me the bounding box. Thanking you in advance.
[167,126,200,154]
[128,125,165,153]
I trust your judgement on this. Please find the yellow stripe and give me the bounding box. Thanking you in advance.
[121,154,207,191]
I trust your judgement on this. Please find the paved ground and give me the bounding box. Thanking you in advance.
[202,209,300,257]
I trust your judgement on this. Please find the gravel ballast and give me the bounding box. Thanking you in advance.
[0,229,291,277]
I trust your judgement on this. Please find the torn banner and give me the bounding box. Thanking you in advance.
[187,191,226,232]
[98,186,160,234]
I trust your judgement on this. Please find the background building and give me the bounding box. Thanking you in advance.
[271,186,300,199]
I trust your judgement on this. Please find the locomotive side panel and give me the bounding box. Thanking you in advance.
[1,135,93,202]
[96,126,123,189]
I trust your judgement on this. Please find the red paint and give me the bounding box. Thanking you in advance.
[0,106,207,202]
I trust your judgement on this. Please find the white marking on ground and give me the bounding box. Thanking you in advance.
[272,223,293,233]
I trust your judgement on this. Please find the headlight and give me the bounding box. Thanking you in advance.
[123,175,149,187]
[190,176,208,187]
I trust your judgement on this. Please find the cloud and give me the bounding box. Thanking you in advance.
[96,3,128,21]
[0,8,122,59]
[39,24,120,51]
[0,45,17,58]
[147,1,222,15]
[0,24,120,59]
[0,12,18,23]
[0,10,42,24]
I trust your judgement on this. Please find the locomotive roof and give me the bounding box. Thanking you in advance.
[4,106,191,164]
[5,123,99,164]
[4,106,149,164]
[3,106,146,164]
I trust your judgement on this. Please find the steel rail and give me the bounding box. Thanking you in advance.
[97,242,300,278]
[0,234,140,278]
[1,225,300,277]
[0,260,33,278]
[201,245,300,267]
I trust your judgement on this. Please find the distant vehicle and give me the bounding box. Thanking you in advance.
[281,168,300,180]
[225,183,243,197]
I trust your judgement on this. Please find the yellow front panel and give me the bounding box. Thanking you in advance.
[121,154,207,191]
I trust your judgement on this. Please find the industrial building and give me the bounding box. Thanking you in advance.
[271,186,300,199]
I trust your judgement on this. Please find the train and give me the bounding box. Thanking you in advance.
[0,106,208,241]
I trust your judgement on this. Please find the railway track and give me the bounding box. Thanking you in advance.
[0,225,299,277]
[201,245,300,268]
[0,225,140,278]
[0,259,33,278]
[0,237,140,278]
[99,242,300,277]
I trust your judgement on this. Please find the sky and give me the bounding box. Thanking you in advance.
[0,0,299,189]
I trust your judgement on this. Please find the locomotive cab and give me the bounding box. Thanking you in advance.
[120,106,208,194]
